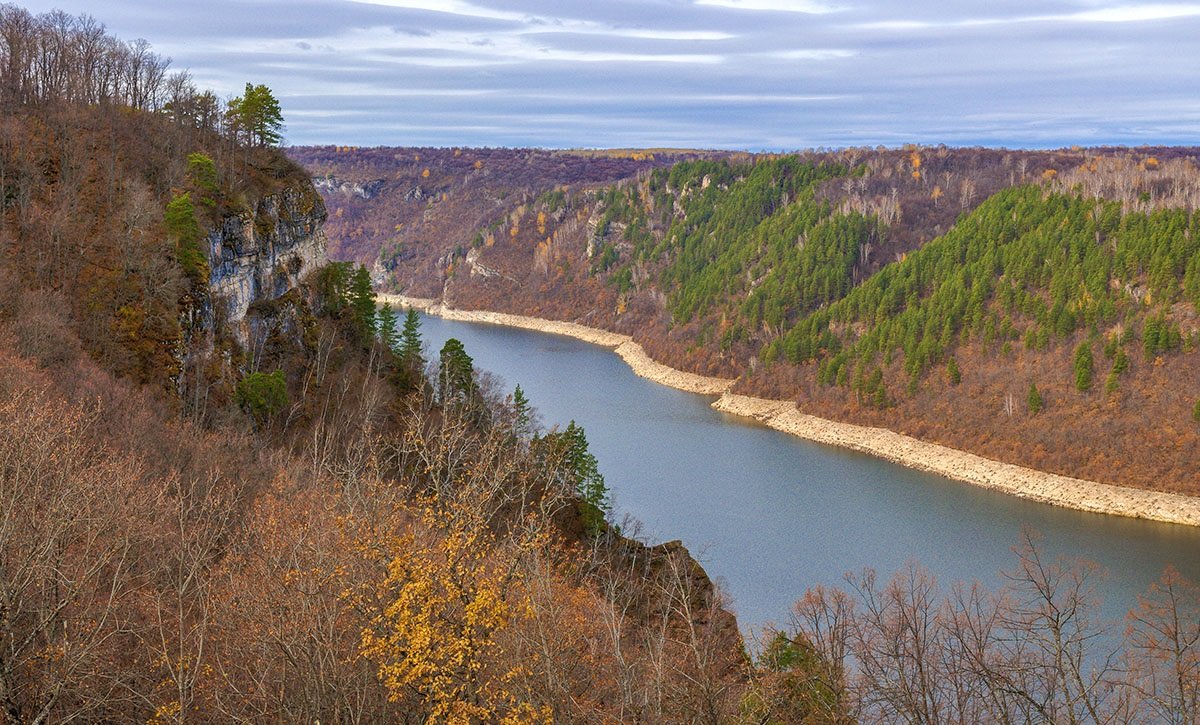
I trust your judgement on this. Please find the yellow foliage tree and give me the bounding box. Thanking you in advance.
[536,211,547,235]
[359,503,549,724]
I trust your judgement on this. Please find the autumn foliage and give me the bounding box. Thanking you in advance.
[5,6,1200,721]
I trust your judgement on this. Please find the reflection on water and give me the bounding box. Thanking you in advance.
[418,313,1200,632]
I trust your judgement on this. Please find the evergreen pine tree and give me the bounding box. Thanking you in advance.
[228,83,284,146]
[348,265,376,341]
[562,421,609,535]
[400,308,423,363]
[1073,342,1094,392]
[165,192,207,284]
[317,261,352,313]
[946,356,961,385]
[377,303,399,351]
[1027,382,1044,415]
[512,384,532,438]
[438,338,475,403]
[1112,346,1129,375]
[394,307,425,391]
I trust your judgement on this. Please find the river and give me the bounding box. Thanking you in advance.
[417,312,1200,636]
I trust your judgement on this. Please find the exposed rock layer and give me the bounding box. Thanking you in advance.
[208,187,328,339]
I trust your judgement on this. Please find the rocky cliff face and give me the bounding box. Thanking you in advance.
[206,185,328,341]
[313,174,385,200]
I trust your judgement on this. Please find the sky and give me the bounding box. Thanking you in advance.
[19,0,1200,149]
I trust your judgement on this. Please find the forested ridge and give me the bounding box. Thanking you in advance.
[307,141,1200,494]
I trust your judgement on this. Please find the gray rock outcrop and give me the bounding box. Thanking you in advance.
[206,186,328,341]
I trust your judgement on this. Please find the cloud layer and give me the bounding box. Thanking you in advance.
[20,0,1200,149]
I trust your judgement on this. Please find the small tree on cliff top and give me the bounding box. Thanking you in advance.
[227,83,283,147]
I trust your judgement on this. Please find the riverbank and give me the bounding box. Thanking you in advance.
[378,294,734,395]
[380,294,1200,527]
[712,394,1200,526]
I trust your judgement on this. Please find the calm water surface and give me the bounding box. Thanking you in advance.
[418,314,1200,634]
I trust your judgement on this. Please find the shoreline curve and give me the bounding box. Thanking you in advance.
[379,294,733,395]
[379,293,1200,528]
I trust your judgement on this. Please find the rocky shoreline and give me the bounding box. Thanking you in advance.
[712,393,1200,527]
[380,294,1200,528]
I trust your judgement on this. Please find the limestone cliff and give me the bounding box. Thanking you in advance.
[206,185,328,342]
[313,174,385,200]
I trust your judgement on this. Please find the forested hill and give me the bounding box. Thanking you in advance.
[304,144,1200,494]
[0,7,762,721]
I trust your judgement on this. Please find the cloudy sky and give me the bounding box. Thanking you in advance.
[20,0,1200,149]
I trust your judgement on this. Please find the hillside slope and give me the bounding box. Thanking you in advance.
[0,8,752,721]
[306,145,1200,495]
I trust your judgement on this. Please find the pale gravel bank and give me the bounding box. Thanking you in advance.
[376,295,734,395]
[380,294,1200,527]
[712,394,1200,527]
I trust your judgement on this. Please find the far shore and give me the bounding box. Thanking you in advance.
[380,293,1200,528]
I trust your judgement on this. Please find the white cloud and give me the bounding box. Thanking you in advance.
[522,27,735,41]
[860,3,1200,31]
[344,0,525,22]
[212,24,725,68]
[695,0,841,13]
[1068,3,1200,22]
[770,49,856,60]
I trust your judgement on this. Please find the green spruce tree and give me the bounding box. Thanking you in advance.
[512,384,532,439]
[562,421,609,536]
[377,303,399,351]
[1027,382,1044,415]
[1073,342,1094,392]
[399,308,423,362]
[1112,346,1129,375]
[946,356,961,385]
[165,192,208,285]
[348,265,376,342]
[438,338,476,404]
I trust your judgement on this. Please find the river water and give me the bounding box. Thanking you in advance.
[417,313,1200,635]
